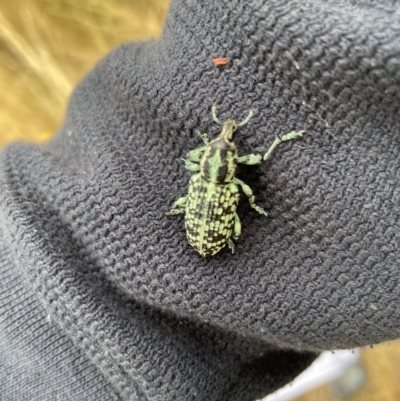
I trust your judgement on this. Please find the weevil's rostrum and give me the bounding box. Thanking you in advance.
[167,104,304,257]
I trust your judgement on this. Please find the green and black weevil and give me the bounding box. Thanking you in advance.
[167,104,304,257]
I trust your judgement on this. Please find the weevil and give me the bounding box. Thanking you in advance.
[167,104,304,257]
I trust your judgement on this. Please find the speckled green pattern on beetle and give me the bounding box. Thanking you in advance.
[167,104,304,257]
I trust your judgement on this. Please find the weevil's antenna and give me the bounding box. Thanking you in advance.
[237,108,256,127]
[212,103,222,125]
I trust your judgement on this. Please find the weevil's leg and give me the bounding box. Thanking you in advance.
[186,145,207,163]
[166,196,187,215]
[233,213,241,240]
[227,238,235,254]
[234,178,269,217]
[196,130,210,145]
[181,159,201,172]
[212,103,222,125]
[237,108,256,127]
[263,130,304,161]
[237,153,262,165]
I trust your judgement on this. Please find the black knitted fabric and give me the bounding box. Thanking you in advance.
[1,0,400,400]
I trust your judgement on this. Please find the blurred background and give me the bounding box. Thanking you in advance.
[0,0,169,147]
[0,0,399,400]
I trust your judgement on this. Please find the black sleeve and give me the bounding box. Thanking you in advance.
[1,0,399,400]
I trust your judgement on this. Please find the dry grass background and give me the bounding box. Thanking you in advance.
[0,0,170,147]
[0,1,399,400]
[295,343,400,401]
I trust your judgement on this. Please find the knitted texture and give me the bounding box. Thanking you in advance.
[1,0,400,400]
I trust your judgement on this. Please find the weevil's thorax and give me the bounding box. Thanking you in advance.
[200,119,239,184]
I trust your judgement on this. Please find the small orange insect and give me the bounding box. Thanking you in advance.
[212,57,229,66]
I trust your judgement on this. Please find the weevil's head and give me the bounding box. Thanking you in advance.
[219,119,238,141]
[200,119,238,184]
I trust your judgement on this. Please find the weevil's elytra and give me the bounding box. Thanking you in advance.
[185,174,240,256]
[167,104,304,257]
